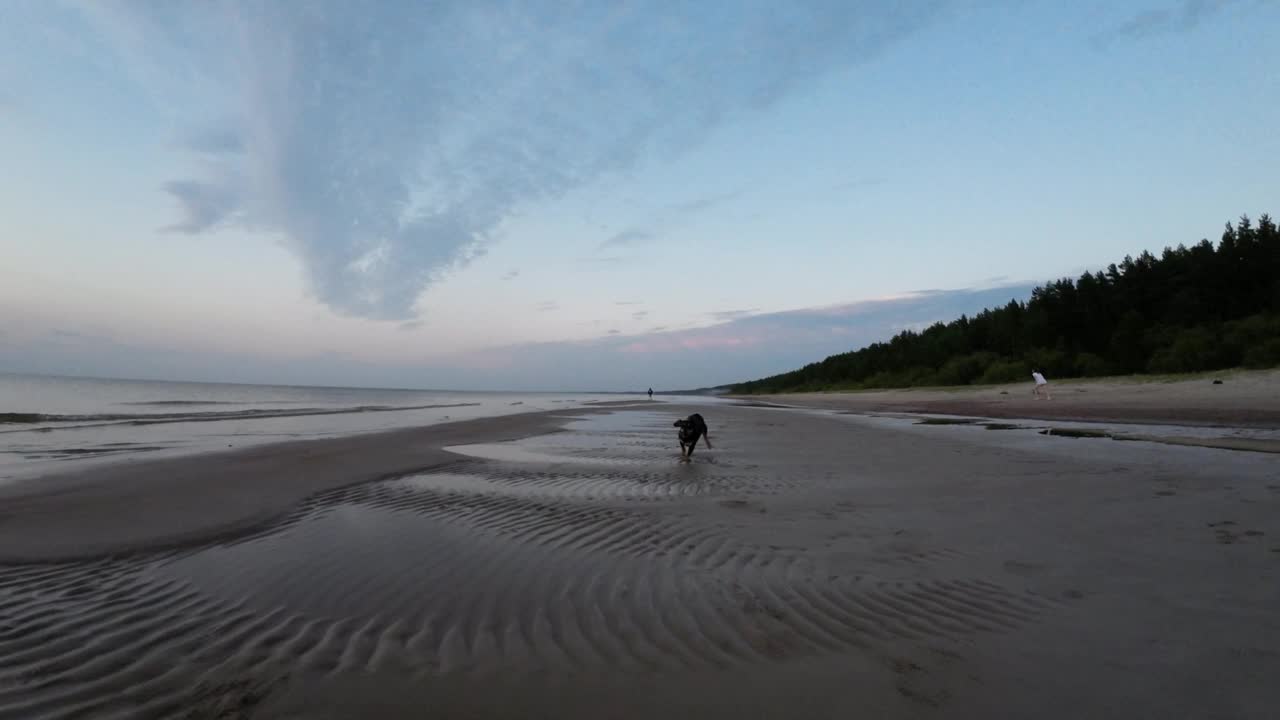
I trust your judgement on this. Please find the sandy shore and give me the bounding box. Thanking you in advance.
[1,402,1278,718]
[740,369,1280,429]
[0,407,608,562]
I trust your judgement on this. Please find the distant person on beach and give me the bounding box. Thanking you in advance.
[648,388,653,400]
[1032,370,1052,399]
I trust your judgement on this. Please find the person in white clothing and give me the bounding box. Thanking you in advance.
[1031,370,1051,399]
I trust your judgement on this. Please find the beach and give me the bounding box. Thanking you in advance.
[0,373,624,485]
[1,398,1278,718]
[741,369,1280,428]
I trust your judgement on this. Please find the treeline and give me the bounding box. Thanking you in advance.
[732,214,1280,394]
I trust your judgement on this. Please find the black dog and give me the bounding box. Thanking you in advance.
[673,413,711,460]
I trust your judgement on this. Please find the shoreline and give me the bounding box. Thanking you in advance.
[730,368,1280,429]
[0,403,647,563]
[5,380,1275,564]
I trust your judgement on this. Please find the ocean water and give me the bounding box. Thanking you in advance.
[0,373,640,483]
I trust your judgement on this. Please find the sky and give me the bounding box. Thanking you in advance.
[1,0,1277,391]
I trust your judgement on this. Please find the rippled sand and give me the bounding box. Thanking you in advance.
[1,405,1277,718]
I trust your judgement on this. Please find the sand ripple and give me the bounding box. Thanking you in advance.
[0,410,1072,718]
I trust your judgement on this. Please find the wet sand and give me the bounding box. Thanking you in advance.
[0,404,640,562]
[1,403,1278,718]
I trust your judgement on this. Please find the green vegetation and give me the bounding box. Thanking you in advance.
[732,214,1280,394]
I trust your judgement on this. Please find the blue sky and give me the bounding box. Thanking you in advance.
[1,0,1277,391]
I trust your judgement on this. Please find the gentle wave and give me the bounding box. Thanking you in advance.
[0,403,483,432]
[121,400,246,407]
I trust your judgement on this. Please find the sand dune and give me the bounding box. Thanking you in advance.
[1,405,1277,718]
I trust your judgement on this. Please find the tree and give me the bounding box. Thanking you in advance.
[730,211,1280,393]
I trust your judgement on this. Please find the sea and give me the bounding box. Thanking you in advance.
[0,373,644,484]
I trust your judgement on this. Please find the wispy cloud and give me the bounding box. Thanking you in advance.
[1094,0,1241,46]
[614,300,643,306]
[615,285,1037,370]
[161,180,239,234]
[599,189,746,249]
[631,310,649,320]
[709,308,759,322]
[398,320,423,331]
[600,229,654,248]
[665,189,745,216]
[183,127,245,155]
[535,301,559,312]
[439,283,1040,390]
[76,2,943,319]
[501,269,519,281]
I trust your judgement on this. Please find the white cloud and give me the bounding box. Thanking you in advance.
[75,1,945,320]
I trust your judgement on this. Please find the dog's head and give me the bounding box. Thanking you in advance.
[673,419,691,429]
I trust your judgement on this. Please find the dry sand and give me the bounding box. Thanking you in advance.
[742,368,1280,429]
[1,402,1278,718]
